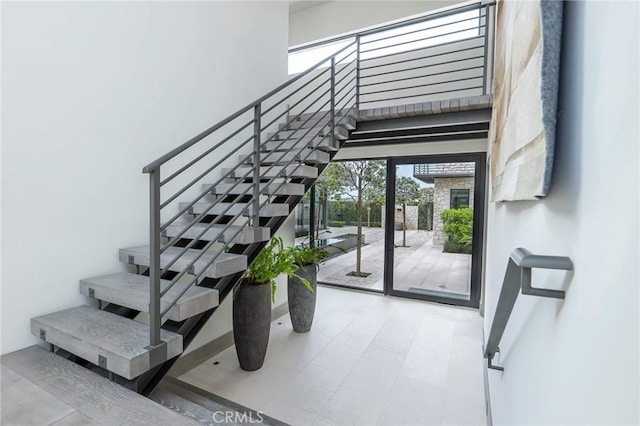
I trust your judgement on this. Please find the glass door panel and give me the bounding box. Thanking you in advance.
[309,160,387,292]
[386,156,484,307]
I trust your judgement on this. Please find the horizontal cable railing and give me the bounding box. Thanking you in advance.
[140,1,496,353]
[290,2,495,109]
[142,40,358,349]
[414,162,476,176]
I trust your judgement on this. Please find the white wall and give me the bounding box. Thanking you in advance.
[484,2,639,424]
[1,1,289,355]
[289,0,466,46]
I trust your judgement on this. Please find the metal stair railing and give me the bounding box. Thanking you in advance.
[138,0,497,361]
[141,40,358,355]
[484,248,573,371]
[290,1,496,109]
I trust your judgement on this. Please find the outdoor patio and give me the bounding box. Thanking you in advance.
[299,226,471,297]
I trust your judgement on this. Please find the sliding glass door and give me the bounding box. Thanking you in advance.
[308,160,388,292]
[384,154,485,307]
[304,154,485,307]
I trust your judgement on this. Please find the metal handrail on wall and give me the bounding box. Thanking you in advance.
[140,1,496,354]
[484,248,573,371]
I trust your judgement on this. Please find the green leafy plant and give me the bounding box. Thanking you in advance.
[240,237,310,302]
[458,222,473,248]
[441,207,473,254]
[286,245,329,269]
[283,245,329,294]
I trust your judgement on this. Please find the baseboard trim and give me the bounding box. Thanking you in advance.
[169,302,289,378]
[482,329,493,426]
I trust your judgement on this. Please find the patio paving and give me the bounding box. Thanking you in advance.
[301,226,471,297]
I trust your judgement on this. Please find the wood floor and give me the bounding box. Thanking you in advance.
[0,345,199,426]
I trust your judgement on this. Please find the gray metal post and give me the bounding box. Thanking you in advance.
[355,35,361,111]
[330,57,336,147]
[309,185,316,248]
[253,103,261,229]
[149,170,161,347]
[481,5,490,95]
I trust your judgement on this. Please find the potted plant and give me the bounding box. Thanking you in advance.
[285,245,329,333]
[233,237,301,371]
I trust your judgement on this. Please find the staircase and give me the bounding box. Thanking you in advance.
[30,1,495,398]
[31,39,360,390]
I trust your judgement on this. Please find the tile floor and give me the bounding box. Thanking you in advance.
[312,227,471,297]
[180,286,487,426]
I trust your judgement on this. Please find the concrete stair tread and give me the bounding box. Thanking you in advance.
[119,246,247,279]
[264,136,340,153]
[280,114,356,130]
[164,222,270,244]
[207,182,306,196]
[180,203,289,217]
[180,202,289,218]
[269,124,349,141]
[296,108,359,122]
[31,305,183,380]
[224,164,318,179]
[247,149,330,165]
[79,272,219,322]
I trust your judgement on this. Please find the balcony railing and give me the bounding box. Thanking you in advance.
[413,162,476,177]
[289,1,496,111]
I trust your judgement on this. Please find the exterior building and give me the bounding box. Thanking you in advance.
[414,162,475,244]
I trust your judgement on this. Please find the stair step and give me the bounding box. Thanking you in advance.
[245,149,330,165]
[164,223,270,244]
[269,123,349,142]
[223,164,318,179]
[31,305,183,380]
[296,108,359,122]
[119,246,247,279]
[281,114,357,130]
[180,202,289,217]
[206,182,306,196]
[79,273,219,322]
[150,377,288,426]
[263,136,339,153]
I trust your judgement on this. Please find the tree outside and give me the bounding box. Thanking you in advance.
[322,160,385,277]
[395,176,421,247]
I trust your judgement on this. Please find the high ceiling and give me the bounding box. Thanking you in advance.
[289,1,331,14]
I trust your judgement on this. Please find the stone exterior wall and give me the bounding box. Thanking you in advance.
[433,177,475,245]
[381,205,418,230]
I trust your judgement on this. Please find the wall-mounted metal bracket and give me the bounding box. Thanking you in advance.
[484,248,573,372]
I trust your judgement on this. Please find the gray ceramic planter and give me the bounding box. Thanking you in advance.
[233,280,271,371]
[288,264,317,333]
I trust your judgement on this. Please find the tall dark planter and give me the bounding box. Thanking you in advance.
[288,264,317,333]
[233,281,271,371]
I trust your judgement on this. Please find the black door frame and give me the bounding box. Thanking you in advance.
[383,152,486,308]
